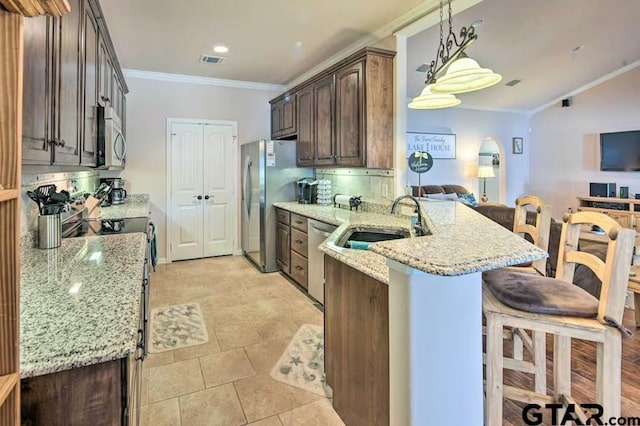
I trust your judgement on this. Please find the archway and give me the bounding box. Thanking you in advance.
[477,137,506,204]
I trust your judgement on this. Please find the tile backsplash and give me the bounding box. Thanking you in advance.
[315,168,395,203]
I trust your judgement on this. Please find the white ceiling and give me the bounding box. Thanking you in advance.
[407,0,640,112]
[99,0,424,85]
[100,0,640,111]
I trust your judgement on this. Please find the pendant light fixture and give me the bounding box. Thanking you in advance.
[409,0,501,109]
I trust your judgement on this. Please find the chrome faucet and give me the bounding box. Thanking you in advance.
[390,195,429,236]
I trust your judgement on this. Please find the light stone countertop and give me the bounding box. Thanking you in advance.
[20,233,147,378]
[273,200,547,283]
[99,193,151,220]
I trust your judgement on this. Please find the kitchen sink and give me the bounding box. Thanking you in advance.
[336,227,411,249]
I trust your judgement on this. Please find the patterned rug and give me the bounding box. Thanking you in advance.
[270,324,332,397]
[149,303,209,353]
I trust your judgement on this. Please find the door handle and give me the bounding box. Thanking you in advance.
[196,195,203,200]
[204,195,210,200]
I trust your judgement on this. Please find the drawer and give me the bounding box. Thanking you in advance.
[276,208,290,225]
[291,251,308,290]
[291,228,308,257]
[291,213,308,232]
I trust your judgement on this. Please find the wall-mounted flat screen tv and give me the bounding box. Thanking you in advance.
[600,130,640,171]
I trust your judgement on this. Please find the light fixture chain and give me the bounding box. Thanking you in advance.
[439,0,443,47]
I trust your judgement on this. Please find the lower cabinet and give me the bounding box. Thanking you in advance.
[325,255,389,426]
[275,208,309,289]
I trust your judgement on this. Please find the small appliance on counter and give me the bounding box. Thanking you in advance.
[333,194,362,211]
[297,177,318,204]
[108,178,127,205]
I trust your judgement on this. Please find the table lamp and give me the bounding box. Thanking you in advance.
[477,165,495,202]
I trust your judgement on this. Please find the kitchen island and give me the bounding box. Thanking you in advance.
[20,232,148,424]
[275,200,547,426]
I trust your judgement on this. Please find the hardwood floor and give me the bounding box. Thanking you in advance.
[500,309,640,425]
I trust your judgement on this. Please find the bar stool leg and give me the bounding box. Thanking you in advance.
[485,314,504,426]
[533,331,547,394]
[597,331,622,420]
[553,335,572,401]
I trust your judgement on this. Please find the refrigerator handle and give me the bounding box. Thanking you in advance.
[242,155,252,217]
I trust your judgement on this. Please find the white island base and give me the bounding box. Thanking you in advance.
[388,259,484,426]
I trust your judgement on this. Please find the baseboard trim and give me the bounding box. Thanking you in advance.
[158,257,169,265]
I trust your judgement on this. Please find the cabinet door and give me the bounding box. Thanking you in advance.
[99,38,113,106]
[53,0,82,164]
[296,85,314,167]
[276,222,290,274]
[606,211,631,228]
[279,95,296,137]
[335,60,365,167]
[270,102,281,139]
[313,75,335,166]
[22,15,54,164]
[80,4,99,166]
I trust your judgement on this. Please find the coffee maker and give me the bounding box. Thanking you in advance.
[296,178,318,204]
[108,178,127,205]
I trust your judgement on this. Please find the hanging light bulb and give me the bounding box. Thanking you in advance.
[432,53,502,94]
[408,83,460,109]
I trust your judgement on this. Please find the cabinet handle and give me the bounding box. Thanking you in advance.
[295,265,303,270]
[59,139,65,147]
[295,239,303,244]
[295,220,303,224]
[101,95,111,103]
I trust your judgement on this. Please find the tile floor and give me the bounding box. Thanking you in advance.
[141,255,345,426]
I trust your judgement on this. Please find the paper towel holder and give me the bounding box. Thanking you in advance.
[333,194,362,211]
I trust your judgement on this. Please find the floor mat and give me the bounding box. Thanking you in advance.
[149,302,208,353]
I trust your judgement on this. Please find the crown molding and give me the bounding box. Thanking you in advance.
[286,0,447,89]
[529,59,640,116]
[123,69,285,92]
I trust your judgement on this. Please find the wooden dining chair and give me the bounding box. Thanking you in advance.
[483,211,635,425]
[507,195,552,275]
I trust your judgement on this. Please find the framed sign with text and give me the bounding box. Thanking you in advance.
[406,132,456,159]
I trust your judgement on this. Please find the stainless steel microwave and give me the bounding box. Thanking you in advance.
[97,106,127,169]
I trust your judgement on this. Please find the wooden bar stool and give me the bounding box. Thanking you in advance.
[483,211,635,425]
[507,195,552,276]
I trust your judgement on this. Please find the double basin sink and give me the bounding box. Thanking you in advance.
[336,227,412,249]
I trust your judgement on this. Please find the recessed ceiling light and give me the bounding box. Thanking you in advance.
[295,41,303,48]
[214,45,229,54]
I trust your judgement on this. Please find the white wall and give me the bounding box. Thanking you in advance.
[404,107,530,204]
[529,67,640,219]
[120,76,280,260]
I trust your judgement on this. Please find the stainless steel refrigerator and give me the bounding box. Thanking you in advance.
[241,140,312,272]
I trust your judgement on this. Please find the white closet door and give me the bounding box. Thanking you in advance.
[170,123,204,261]
[202,123,235,257]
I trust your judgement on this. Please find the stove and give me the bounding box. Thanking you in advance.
[63,217,149,238]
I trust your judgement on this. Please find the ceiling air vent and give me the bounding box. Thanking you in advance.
[505,79,522,87]
[415,63,429,73]
[199,54,224,64]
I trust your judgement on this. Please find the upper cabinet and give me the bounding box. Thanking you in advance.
[269,47,395,169]
[22,0,128,166]
[270,94,296,139]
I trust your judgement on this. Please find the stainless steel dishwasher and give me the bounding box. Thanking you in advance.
[307,219,338,304]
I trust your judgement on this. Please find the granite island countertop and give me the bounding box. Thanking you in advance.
[99,193,151,220]
[273,200,547,283]
[20,233,147,378]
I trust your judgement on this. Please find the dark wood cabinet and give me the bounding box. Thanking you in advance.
[335,59,365,167]
[270,95,296,139]
[22,0,128,167]
[313,75,336,166]
[80,2,98,166]
[22,15,54,164]
[296,85,314,167]
[52,0,82,165]
[276,219,290,274]
[270,47,394,169]
[325,255,389,426]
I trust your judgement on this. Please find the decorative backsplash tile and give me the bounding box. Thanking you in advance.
[315,168,394,203]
